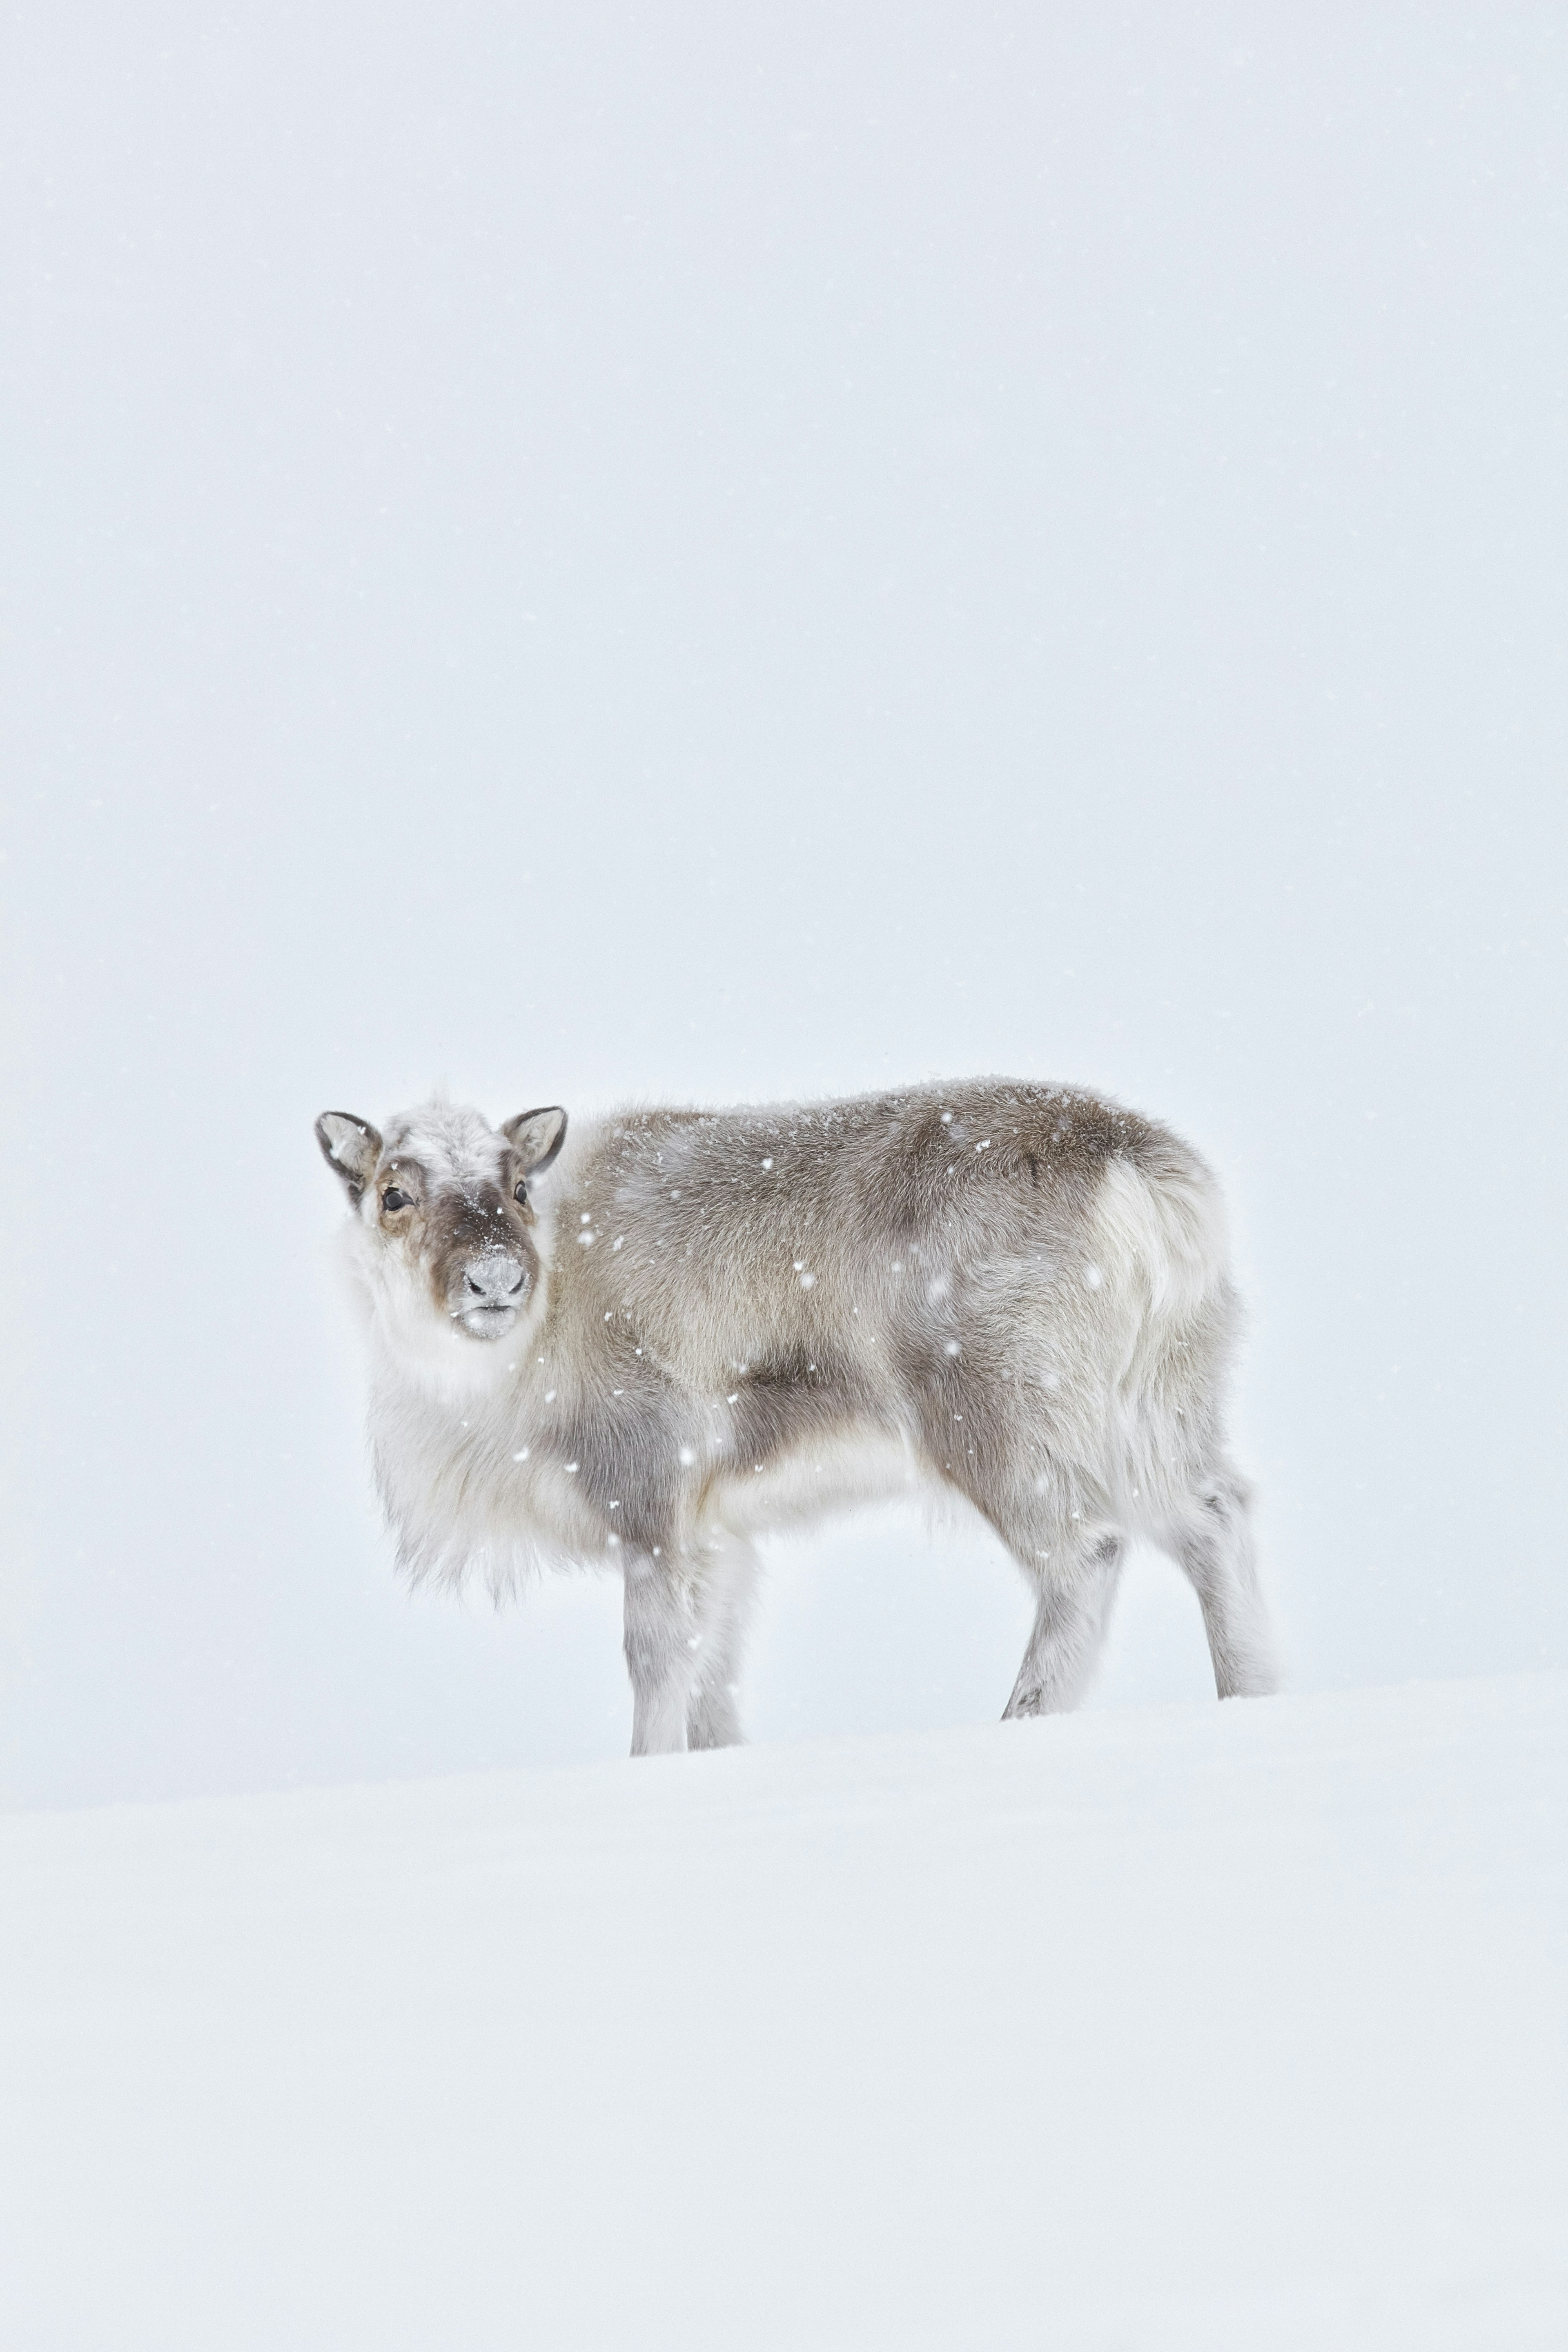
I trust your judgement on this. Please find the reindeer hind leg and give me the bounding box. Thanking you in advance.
[1001,1526,1126,1719]
[1165,1467,1279,1699]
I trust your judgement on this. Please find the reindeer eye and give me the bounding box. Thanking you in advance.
[513,1182,528,1206]
[382,1187,412,1213]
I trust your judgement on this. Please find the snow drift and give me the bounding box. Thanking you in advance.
[1,1674,1563,2350]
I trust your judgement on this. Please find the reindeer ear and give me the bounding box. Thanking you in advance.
[502,1105,568,1178]
[316,1112,383,1200]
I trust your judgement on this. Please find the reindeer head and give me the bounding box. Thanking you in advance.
[315,1099,568,1345]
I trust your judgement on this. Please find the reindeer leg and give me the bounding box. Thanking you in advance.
[685,1527,761,1751]
[1164,1467,1279,1699]
[622,1550,700,1756]
[1001,1527,1126,1718]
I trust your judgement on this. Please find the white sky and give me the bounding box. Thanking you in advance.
[2,3,1564,1804]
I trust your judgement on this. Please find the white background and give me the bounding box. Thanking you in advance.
[3,3,1564,1805]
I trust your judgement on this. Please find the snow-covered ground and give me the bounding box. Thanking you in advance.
[2,1674,1563,2351]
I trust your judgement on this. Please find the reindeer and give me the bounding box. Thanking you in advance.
[315,1082,1278,1755]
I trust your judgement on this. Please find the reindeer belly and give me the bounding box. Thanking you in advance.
[706,1421,923,1539]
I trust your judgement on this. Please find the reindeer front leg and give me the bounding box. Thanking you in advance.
[621,1549,701,1756]
[685,1526,760,1750]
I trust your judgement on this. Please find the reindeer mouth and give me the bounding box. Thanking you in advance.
[457,1303,517,1337]
[453,1298,527,1341]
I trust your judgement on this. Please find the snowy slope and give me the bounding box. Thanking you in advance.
[2,1676,1563,2352]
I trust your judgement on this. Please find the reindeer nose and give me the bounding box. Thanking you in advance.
[463,1256,526,1303]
